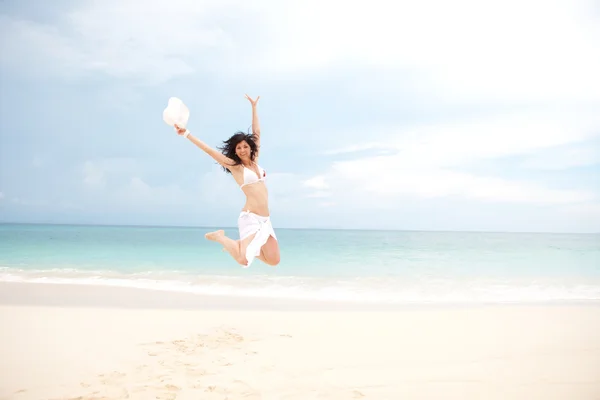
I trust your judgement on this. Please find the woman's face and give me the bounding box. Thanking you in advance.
[236,140,251,161]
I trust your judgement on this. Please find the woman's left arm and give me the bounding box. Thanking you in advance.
[246,94,261,152]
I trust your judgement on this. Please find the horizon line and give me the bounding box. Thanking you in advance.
[0,220,598,235]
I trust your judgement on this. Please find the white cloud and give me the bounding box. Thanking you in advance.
[323,142,387,156]
[9,197,47,206]
[333,166,594,204]
[303,175,328,190]
[82,158,142,190]
[397,111,597,168]
[3,0,598,105]
[556,202,600,232]
[520,144,600,170]
[113,176,192,208]
[0,0,240,82]
[302,175,332,199]
[80,158,196,208]
[562,202,600,220]
[253,0,600,104]
[325,110,600,167]
[319,201,336,208]
[306,191,331,198]
[82,160,106,189]
[310,110,600,206]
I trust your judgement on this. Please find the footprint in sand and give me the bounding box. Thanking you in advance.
[131,383,180,400]
[64,329,256,400]
[231,380,261,398]
[158,384,181,400]
[97,371,127,385]
[199,380,260,399]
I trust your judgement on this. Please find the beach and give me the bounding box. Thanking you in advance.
[1,282,599,400]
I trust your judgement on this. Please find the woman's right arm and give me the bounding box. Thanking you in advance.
[175,125,235,168]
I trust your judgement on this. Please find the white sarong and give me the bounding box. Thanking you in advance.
[238,211,277,268]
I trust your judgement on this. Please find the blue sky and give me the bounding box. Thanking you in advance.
[0,0,599,232]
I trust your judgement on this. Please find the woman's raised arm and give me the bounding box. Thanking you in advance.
[175,124,236,169]
[245,94,261,156]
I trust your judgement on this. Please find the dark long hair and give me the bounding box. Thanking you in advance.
[216,130,259,174]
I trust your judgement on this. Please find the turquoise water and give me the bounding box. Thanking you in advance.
[1,223,599,304]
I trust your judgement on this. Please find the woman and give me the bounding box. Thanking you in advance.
[174,94,280,268]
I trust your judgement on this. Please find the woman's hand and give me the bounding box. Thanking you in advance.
[245,94,260,107]
[174,124,187,136]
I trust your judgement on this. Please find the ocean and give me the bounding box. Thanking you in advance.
[1,223,599,305]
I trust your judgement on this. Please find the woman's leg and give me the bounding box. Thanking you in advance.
[205,230,255,266]
[259,236,280,266]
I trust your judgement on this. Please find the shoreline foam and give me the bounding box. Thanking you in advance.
[2,281,600,312]
[2,268,600,307]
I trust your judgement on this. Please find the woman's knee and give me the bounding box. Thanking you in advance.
[265,253,280,266]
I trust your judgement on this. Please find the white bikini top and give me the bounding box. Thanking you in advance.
[240,163,266,188]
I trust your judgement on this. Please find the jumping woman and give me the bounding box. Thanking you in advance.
[174,94,280,268]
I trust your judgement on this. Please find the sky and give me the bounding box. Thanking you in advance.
[0,0,599,232]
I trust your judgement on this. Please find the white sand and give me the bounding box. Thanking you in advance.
[1,283,599,399]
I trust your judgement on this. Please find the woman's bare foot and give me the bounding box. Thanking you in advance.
[205,230,224,242]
